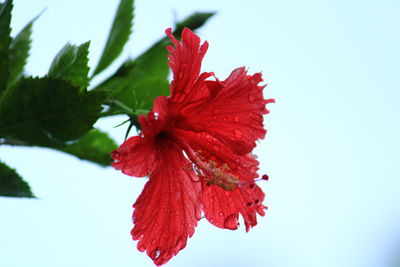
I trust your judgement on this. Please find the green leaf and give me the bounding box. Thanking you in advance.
[0,77,107,147]
[59,129,117,166]
[0,0,12,94]
[0,161,34,198]
[92,0,134,76]
[174,11,216,36]
[8,13,41,88]
[97,57,170,115]
[48,42,90,88]
[95,11,215,116]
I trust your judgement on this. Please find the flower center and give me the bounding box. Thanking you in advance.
[193,152,239,191]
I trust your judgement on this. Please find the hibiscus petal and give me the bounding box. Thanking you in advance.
[202,182,266,232]
[131,142,202,266]
[181,67,274,155]
[169,129,267,231]
[166,28,209,104]
[111,136,158,177]
[139,96,171,137]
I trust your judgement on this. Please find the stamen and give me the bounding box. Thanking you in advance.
[193,153,239,191]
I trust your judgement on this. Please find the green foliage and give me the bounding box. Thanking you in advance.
[174,12,216,35]
[95,11,216,116]
[92,0,134,76]
[0,0,12,94]
[0,161,34,198]
[0,0,215,198]
[0,77,106,147]
[8,13,39,88]
[96,53,170,115]
[48,42,91,88]
[60,129,117,166]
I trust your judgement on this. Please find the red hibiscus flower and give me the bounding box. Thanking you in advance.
[112,27,274,266]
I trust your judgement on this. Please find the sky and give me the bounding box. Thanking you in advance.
[1,0,400,267]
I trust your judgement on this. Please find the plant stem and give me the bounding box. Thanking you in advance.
[0,138,29,146]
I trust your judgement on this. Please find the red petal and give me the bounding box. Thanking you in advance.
[165,28,209,105]
[139,96,171,137]
[111,136,158,177]
[180,67,274,155]
[169,129,266,231]
[131,142,202,266]
[202,182,266,232]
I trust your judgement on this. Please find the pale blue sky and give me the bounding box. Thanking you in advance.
[1,0,400,267]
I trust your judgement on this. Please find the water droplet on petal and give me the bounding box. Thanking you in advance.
[111,151,120,160]
[249,95,257,102]
[234,116,240,122]
[219,212,224,217]
[195,209,202,220]
[151,239,156,245]
[212,144,221,151]
[223,214,238,230]
[234,129,242,138]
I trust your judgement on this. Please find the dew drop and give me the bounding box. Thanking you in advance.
[223,214,238,230]
[234,129,242,138]
[111,151,120,160]
[195,209,202,220]
[155,250,160,258]
[219,212,224,217]
[233,116,240,122]
[250,166,258,173]
[212,144,221,151]
[163,232,169,239]
[151,239,156,245]
[248,95,256,102]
